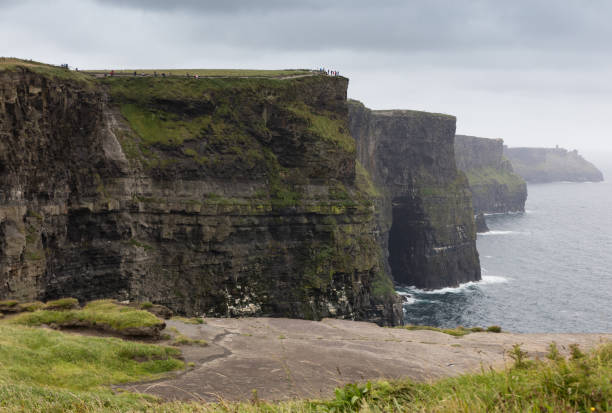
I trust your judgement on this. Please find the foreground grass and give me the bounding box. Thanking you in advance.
[0,325,184,412]
[0,320,609,413]
[6,299,164,335]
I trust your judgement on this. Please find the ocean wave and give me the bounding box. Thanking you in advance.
[480,275,510,284]
[479,230,523,236]
[483,210,524,217]
[397,275,509,295]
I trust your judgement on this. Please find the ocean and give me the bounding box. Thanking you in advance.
[399,177,612,333]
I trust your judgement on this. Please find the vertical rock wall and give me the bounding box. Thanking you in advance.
[0,65,403,325]
[349,101,480,289]
[455,135,527,214]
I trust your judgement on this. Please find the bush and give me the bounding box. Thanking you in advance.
[486,325,502,333]
[508,343,530,369]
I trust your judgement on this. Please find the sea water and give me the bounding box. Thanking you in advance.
[399,180,612,333]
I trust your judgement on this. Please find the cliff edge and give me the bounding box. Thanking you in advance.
[0,60,402,325]
[503,146,604,183]
[349,101,481,289]
[455,135,527,214]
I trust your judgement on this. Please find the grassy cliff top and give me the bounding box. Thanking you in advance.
[1,57,326,84]
[0,57,93,83]
[373,109,456,120]
[348,100,456,120]
[85,68,316,78]
[372,109,456,119]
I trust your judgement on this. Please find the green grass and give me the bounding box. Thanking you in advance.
[87,68,313,78]
[171,316,206,325]
[0,324,183,412]
[399,325,502,337]
[119,103,213,147]
[0,332,609,412]
[167,327,208,347]
[44,297,79,310]
[355,161,381,198]
[464,166,525,193]
[0,57,94,84]
[0,300,19,311]
[18,301,45,312]
[7,300,164,334]
[288,103,355,153]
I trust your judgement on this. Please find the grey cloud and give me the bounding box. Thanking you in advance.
[2,0,612,151]
[87,0,612,54]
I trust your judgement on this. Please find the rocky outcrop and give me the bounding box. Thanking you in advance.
[349,101,480,289]
[0,62,402,325]
[503,147,604,183]
[455,135,527,214]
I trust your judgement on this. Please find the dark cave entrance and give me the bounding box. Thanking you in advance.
[387,196,426,287]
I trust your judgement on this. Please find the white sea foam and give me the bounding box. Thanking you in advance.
[399,275,509,295]
[483,211,524,217]
[480,275,510,284]
[479,230,521,236]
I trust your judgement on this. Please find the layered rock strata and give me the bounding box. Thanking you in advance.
[0,63,402,325]
[349,101,481,289]
[455,135,527,214]
[503,147,604,183]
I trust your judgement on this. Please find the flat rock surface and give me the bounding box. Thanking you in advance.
[122,317,611,402]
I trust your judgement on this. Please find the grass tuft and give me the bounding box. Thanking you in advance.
[171,316,206,325]
[44,297,80,310]
[7,300,164,336]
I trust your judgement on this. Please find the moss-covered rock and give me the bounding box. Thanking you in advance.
[0,60,402,326]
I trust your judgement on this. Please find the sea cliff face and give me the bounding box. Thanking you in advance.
[349,101,481,289]
[0,63,402,325]
[455,135,527,214]
[503,147,604,183]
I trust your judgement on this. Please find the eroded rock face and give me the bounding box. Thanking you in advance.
[503,147,604,183]
[455,135,527,214]
[349,101,480,289]
[0,67,402,325]
[475,213,489,233]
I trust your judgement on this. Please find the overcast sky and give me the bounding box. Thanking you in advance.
[2,0,612,154]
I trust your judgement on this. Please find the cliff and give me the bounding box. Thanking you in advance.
[0,60,402,325]
[455,135,527,214]
[348,101,481,289]
[503,147,604,183]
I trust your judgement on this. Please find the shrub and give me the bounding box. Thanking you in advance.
[508,343,530,369]
[546,341,562,361]
[486,325,502,333]
[569,343,585,360]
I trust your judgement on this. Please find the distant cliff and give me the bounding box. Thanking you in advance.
[503,147,604,183]
[455,135,527,214]
[0,60,403,325]
[349,101,481,289]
